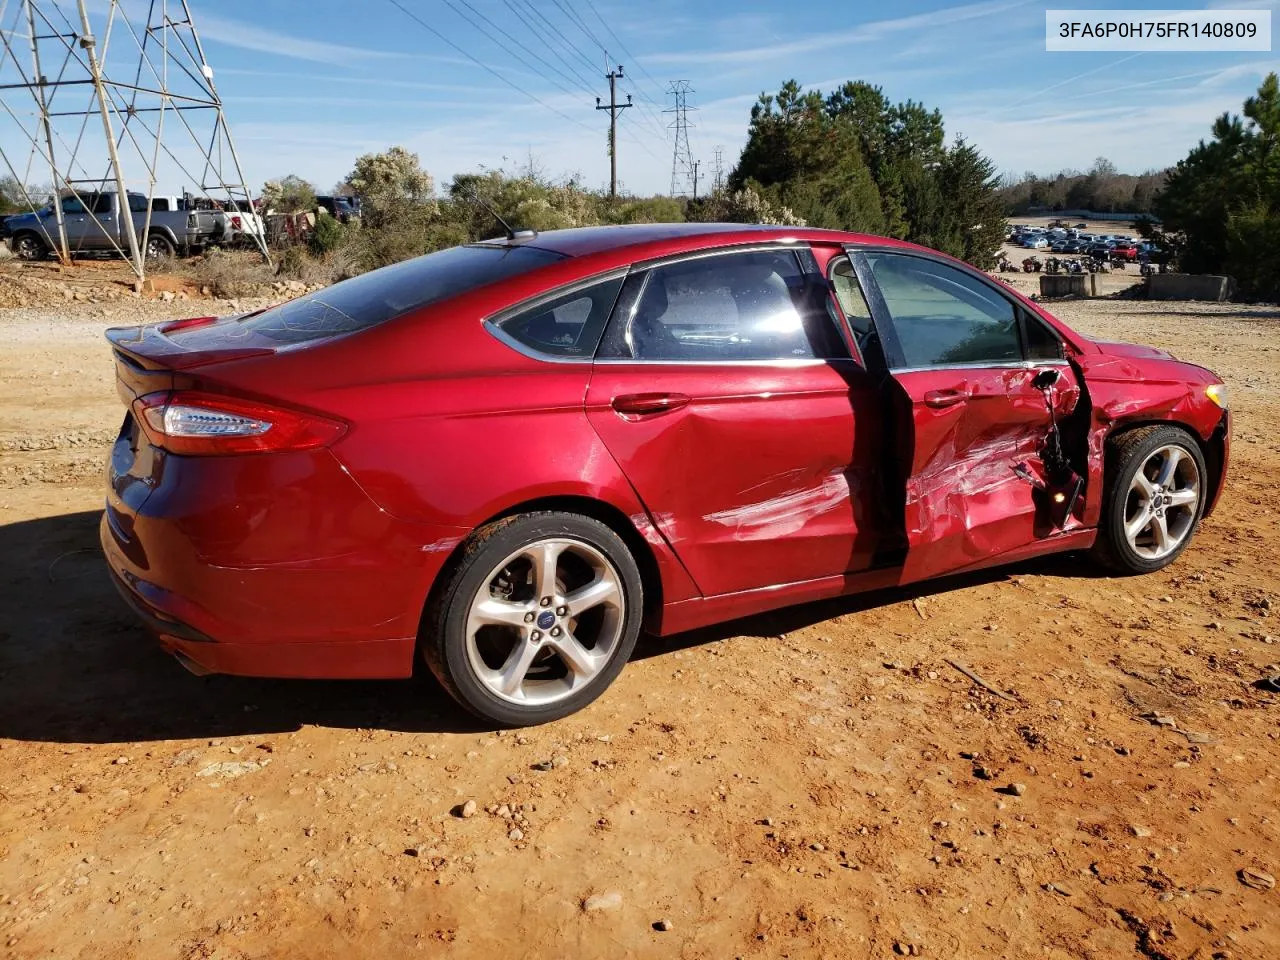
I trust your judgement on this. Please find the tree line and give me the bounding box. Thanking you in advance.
[997,159,1169,216]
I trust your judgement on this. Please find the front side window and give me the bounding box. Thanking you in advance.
[866,254,1021,368]
[61,196,86,215]
[619,249,847,361]
[493,276,624,359]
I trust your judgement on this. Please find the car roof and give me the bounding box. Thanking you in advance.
[472,222,910,260]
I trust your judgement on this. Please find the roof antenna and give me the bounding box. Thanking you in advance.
[465,189,529,241]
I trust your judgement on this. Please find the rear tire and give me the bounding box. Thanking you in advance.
[422,512,643,726]
[13,232,47,261]
[144,234,175,260]
[1092,425,1207,575]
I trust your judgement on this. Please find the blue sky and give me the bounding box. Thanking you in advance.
[4,0,1279,199]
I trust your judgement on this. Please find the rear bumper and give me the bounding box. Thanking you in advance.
[102,513,424,679]
[101,444,467,680]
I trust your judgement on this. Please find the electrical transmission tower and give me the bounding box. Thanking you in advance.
[664,80,695,197]
[0,0,268,278]
[712,146,724,193]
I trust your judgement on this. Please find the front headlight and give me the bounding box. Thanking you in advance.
[1206,383,1229,409]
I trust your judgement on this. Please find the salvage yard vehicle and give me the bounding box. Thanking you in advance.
[5,190,224,260]
[100,224,1230,726]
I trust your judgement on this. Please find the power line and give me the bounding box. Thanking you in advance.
[446,0,596,102]
[549,0,668,139]
[437,0,592,104]
[577,0,669,104]
[386,0,663,168]
[500,0,599,93]
[383,0,596,136]
[512,0,599,78]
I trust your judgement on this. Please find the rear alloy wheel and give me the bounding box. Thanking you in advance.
[144,234,175,260]
[13,233,47,261]
[1093,425,1207,574]
[424,512,643,726]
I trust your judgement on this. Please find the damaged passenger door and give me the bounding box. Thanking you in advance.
[850,249,1080,584]
[586,246,885,598]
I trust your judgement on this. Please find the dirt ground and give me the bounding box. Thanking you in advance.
[1,283,1279,960]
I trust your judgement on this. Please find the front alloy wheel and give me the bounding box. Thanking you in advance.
[424,512,643,726]
[1123,444,1201,561]
[1094,424,1208,574]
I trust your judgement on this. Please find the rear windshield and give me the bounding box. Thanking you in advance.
[237,244,565,345]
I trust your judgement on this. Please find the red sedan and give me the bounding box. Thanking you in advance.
[1110,241,1140,261]
[102,224,1230,725]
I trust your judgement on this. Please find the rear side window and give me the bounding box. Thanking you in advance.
[493,276,624,358]
[236,244,565,345]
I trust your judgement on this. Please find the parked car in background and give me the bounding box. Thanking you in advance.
[4,191,224,260]
[1085,241,1115,259]
[316,195,361,223]
[1110,241,1140,261]
[221,198,265,245]
[1023,236,1050,249]
[1075,222,1088,229]
[100,223,1230,725]
[1052,239,1082,253]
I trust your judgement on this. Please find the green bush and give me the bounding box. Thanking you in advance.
[309,214,345,255]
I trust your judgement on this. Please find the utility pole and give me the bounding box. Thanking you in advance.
[595,62,631,200]
[690,159,700,200]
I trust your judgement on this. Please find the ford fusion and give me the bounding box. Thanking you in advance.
[102,224,1229,725]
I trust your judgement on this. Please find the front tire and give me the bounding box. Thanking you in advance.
[1092,425,1207,575]
[423,512,643,726]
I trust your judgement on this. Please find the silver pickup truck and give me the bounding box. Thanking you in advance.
[2,191,225,260]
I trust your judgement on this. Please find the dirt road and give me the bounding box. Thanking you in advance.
[1,294,1278,959]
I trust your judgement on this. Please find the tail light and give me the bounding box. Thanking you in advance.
[160,315,217,334]
[132,391,346,456]
[230,215,242,230]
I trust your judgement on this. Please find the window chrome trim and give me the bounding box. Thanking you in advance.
[889,358,1071,375]
[629,241,810,272]
[593,357,837,368]
[481,266,630,364]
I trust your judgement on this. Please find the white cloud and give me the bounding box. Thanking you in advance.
[187,12,405,66]
[646,0,1037,65]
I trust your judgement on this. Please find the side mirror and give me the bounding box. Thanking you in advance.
[1032,369,1060,391]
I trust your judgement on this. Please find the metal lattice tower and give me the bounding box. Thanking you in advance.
[712,145,724,193]
[664,80,694,197]
[0,0,268,278]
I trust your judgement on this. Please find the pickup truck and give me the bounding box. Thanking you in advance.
[4,191,225,261]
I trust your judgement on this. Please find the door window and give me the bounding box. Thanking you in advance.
[60,196,87,215]
[867,254,1021,369]
[615,249,848,361]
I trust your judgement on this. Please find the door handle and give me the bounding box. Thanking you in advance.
[923,388,967,409]
[612,392,690,415]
